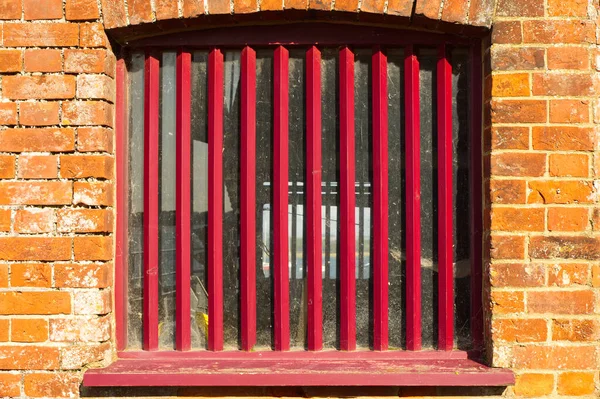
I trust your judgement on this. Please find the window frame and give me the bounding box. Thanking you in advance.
[85,22,514,387]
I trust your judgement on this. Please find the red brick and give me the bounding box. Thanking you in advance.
[66,0,100,20]
[491,21,522,44]
[60,155,114,179]
[24,49,62,73]
[73,181,113,206]
[0,210,10,232]
[0,373,21,397]
[80,22,109,48]
[440,0,468,23]
[183,0,204,16]
[74,236,113,261]
[532,126,594,151]
[64,49,106,73]
[513,374,554,397]
[4,23,79,47]
[491,46,544,71]
[491,100,546,123]
[528,180,593,204]
[57,209,113,233]
[11,319,48,342]
[548,0,587,16]
[14,209,54,234]
[492,318,547,342]
[523,20,595,44]
[490,127,528,150]
[78,127,113,152]
[491,208,545,232]
[128,0,154,23]
[490,235,525,259]
[558,372,595,395]
[54,262,111,288]
[490,263,545,287]
[552,319,600,341]
[490,179,526,204]
[19,102,60,126]
[3,75,76,100]
[62,101,113,126]
[549,99,589,123]
[0,155,15,178]
[0,49,22,72]
[491,291,524,314]
[0,0,21,19]
[77,74,115,102]
[18,155,58,179]
[0,128,75,152]
[514,345,597,369]
[496,0,543,16]
[547,47,589,70]
[528,290,595,314]
[529,236,600,259]
[533,73,595,96]
[24,373,79,398]
[24,0,63,19]
[387,0,412,15]
[11,263,52,287]
[491,153,545,177]
[0,181,72,205]
[0,291,71,314]
[0,346,60,370]
[0,103,17,125]
[548,207,589,232]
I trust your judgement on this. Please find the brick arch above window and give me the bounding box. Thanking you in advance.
[99,0,494,31]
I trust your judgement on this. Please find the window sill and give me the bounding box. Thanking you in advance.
[83,351,514,387]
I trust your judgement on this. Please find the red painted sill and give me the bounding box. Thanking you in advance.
[83,351,514,387]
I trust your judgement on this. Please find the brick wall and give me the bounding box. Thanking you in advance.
[0,0,598,397]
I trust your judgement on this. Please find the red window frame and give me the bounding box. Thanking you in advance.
[86,23,513,387]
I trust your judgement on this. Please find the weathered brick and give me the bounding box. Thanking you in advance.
[60,155,114,179]
[24,0,63,19]
[0,291,71,314]
[0,155,15,178]
[128,0,154,24]
[73,181,113,206]
[547,47,589,70]
[496,0,542,16]
[533,73,595,96]
[0,182,72,205]
[557,372,595,395]
[0,0,21,19]
[549,99,589,123]
[548,207,589,231]
[548,0,587,16]
[73,289,111,315]
[77,127,113,152]
[14,209,54,234]
[80,23,109,48]
[19,102,60,126]
[183,0,204,16]
[11,319,48,342]
[491,100,546,123]
[4,23,79,47]
[0,128,75,152]
[76,74,115,102]
[549,152,589,177]
[492,319,547,342]
[490,263,545,287]
[18,155,58,179]
[528,290,595,314]
[0,103,18,125]
[156,0,179,18]
[440,0,468,23]
[66,0,100,20]
[552,319,600,341]
[57,209,112,233]
[49,316,110,342]
[0,49,22,72]
[74,236,113,261]
[523,20,595,44]
[11,261,54,285]
[490,235,525,259]
[491,291,524,314]
[513,345,597,369]
[548,263,588,287]
[527,180,593,204]
[490,127,529,150]
[54,262,111,288]
[529,236,600,259]
[64,49,106,73]
[0,346,60,370]
[3,75,76,100]
[490,179,526,204]
[62,101,113,126]
[491,21,522,44]
[0,373,21,397]
[513,373,554,397]
[532,126,594,151]
[24,49,62,73]
[60,342,110,369]
[491,153,545,177]
[386,0,413,16]
[24,372,79,398]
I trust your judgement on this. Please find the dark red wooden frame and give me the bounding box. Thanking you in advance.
[103,23,506,387]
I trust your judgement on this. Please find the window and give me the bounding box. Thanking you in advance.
[86,23,513,387]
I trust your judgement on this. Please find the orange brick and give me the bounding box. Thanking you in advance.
[64,49,107,74]
[549,99,589,123]
[24,0,63,19]
[514,345,597,369]
[490,126,528,150]
[0,103,17,125]
[60,155,114,179]
[3,75,76,100]
[0,155,15,179]
[548,207,589,232]
[0,373,21,397]
[155,0,179,18]
[259,0,283,10]
[558,372,595,396]
[19,102,60,126]
[14,209,54,234]
[0,128,75,152]
[513,374,554,397]
[491,100,546,123]
[18,155,58,179]
[528,180,594,204]
[529,236,600,260]
[0,0,21,19]
[491,153,545,177]
[0,49,22,73]
[490,235,525,259]
[57,209,113,233]
[0,346,60,370]
[490,263,545,287]
[492,319,547,342]
[4,23,79,47]
[74,236,113,261]
[80,22,109,48]
[0,182,72,205]
[66,0,100,20]
[491,291,524,314]
[62,101,113,126]
[54,262,111,288]
[11,319,48,342]
[24,49,62,73]
[73,181,114,206]
[548,0,587,16]
[11,262,52,287]
[490,179,526,204]
[77,74,115,102]
[528,290,595,314]
[532,126,594,151]
[183,0,204,16]
[234,0,257,12]
[547,47,589,70]
[0,291,70,315]
[491,73,529,97]
[0,320,7,341]
[128,0,154,23]
[24,372,79,398]
[552,319,600,341]
[533,73,595,96]
[0,210,10,232]
[414,0,441,19]
[78,127,113,152]
[0,265,7,288]
[491,22,522,44]
[592,264,600,286]
[100,0,128,28]
[523,20,595,44]
[491,208,545,232]
[548,263,588,286]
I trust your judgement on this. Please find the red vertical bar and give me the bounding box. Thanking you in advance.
[115,57,128,351]
[240,46,257,352]
[273,46,290,351]
[143,52,160,351]
[176,50,192,351]
[339,47,356,351]
[208,48,224,352]
[437,45,454,351]
[372,48,388,351]
[306,46,323,351]
[405,45,421,351]
[469,43,484,351]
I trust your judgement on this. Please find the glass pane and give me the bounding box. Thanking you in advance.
[419,49,438,349]
[321,48,340,349]
[288,49,307,348]
[127,51,145,350]
[354,49,372,349]
[452,48,471,349]
[387,48,405,350]
[223,50,241,349]
[191,51,209,350]
[256,50,274,349]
